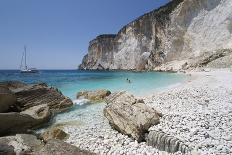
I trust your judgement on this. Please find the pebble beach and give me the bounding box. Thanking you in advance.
[61,69,232,155]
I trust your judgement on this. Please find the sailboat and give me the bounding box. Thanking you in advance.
[20,46,39,73]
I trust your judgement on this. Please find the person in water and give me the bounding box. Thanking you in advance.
[126,78,131,83]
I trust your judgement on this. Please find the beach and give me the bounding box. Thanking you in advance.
[61,69,232,155]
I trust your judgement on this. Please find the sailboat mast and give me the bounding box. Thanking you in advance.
[24,45,27,70]
[20,51,24,70]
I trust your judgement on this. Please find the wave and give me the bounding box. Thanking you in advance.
[72,98,90,105]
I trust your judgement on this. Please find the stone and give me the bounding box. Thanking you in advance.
[104,92,161,142]
[35,139,97,155]
[0,144,15,155]
[0,104,51,136]
[41,127,69,142]
[0,81,27,90]
[77,89,111,102]
[0,86,16,113]
[0,134,44,155]
[1,81,73,113]
[146,130,190,154]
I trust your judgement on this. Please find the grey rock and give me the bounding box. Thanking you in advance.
[0,86,16,113]
[0,81,27,90]
[146,130,190,154]
[0,144,15,155]
[0,134,44,155]
[0,104,51,136]
[1,81,73,113]
[35,139,97,155]
[104,92,161,142]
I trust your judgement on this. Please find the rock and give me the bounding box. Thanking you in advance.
[1,81,73,113]
[77,89,111,102]
[0,144,15,155]
[0,104,51,136]
[0,134,44,155]
[190,150,201,155]
[0,81,27,90]
[146,130,190,154]
[0,86,16,113]
[104,92,161,142]
[35,139,97,155]
[79,0,232,71]
[41,127,69,142]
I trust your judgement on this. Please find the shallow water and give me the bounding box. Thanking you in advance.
[0,70,188,130]
[0,70,187,98]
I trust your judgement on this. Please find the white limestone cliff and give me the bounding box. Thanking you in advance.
[79,0,232,71]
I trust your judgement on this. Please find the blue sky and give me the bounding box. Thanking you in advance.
[0,0,169,69]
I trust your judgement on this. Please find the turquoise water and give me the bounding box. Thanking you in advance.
[0,70,187,129]
[0,70,187,98]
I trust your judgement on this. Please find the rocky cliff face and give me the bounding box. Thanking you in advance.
[79,0,232,71]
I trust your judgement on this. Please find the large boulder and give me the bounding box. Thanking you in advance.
[0,134,45,155]
[77,89,111,102]
[35,139,97,155]
[40,127,69,142]
[104,92,162,142]
[1,81,73,113]
[0,104,51,136]
[0,86,16,113]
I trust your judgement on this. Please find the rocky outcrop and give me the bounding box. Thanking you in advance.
[146,130,190,154]
[41,127,69,142]
[104,92,161,142]
[79,35,116,70]
[0,86,16,113]
[79,0,232,71]
[77,89,111,102]
[0,81,73,113]
[0,104,51,136]
[0,81,73,136]
[187,49,232,69]
[35,139,97,155]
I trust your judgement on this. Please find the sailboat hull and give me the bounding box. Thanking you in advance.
[20,69,39,73]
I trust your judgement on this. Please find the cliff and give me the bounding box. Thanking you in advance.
[79,0,232,71]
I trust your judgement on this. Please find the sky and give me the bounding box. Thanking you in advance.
[0,0,170,69]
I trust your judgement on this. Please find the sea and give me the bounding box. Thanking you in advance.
[0,70,187,127]
[0,70,187,98]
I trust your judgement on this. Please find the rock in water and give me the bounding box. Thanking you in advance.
[104,92,161,142]
[146,130,190,154]
[41,127,69,142]
[0,86,16,113]
[77,89,111,102]
[0,104,51,136]
[35,139,97,155]
[1,81,73,113]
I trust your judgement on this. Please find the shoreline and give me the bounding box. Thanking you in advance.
[61,68,232,155]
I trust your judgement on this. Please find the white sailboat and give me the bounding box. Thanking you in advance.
[20,46,39,73]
